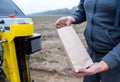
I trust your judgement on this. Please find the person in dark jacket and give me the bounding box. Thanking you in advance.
[55,0,120,82]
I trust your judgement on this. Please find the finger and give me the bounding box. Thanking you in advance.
[79,67,96,75]
[66,19,72,26]
[79,68,92,74]
[55,17,67,25]
[69,71,86,77]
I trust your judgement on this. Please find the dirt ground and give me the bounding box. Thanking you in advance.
[29,16,86,82]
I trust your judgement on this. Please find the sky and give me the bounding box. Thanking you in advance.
[12,0,79,14]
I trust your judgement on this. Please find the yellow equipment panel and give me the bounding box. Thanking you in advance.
[0,23,34,82]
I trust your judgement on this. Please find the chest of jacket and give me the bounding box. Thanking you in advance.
[83,0,120,53]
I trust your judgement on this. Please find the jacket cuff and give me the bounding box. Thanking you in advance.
[71,15,85,24]
[102,51,119,69]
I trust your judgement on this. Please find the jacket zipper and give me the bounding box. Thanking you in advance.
[91,0,99,46]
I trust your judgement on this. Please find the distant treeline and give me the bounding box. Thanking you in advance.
[27,7,77,16]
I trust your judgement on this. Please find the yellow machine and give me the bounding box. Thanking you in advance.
[0,0,41,81]
[0,18,41,82]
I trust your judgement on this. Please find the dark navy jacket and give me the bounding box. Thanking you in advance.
[72,0,120,69]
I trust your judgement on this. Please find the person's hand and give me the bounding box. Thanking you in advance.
[70,61,109,77]
[55,16,75,28]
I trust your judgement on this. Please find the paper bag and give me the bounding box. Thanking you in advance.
[57,26,93,72]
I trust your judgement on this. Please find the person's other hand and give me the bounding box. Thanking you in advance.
[70,61,109,77]
[55,16,75,28]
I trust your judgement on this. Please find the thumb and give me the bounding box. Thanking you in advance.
[66,20,72,26]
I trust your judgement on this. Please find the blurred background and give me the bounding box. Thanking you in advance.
[12,0,79,15]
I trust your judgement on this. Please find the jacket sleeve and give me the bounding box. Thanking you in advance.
[71,0,86,24]
[102,43,120,69]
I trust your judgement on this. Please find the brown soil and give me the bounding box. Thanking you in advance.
[29,16,86,82]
